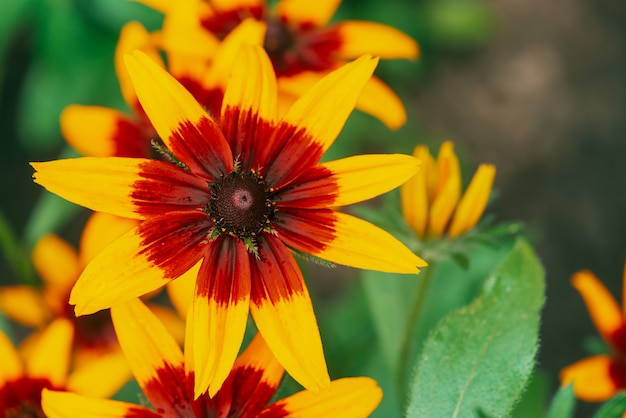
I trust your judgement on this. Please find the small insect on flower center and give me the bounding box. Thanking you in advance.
[207,170,275,240]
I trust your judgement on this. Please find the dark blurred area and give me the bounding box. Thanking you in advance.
[1,0,625,416]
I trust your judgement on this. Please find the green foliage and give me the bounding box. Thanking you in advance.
[510,371,551,418]
[405,240,545,418]
[594,394,626,418]
[547,385,576,418]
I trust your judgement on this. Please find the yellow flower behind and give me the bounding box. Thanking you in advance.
[401,141,496,240]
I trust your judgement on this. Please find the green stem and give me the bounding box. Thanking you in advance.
[397,264,435,402]
[0,210,37,285]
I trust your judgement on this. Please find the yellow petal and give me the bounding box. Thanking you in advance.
[41,389,160,418]
[66,350,131,398]
[321,154,420,206]
[125,50,233,177]
[269,377,383,417]
[31,158,146,220]
[427,141,461,238]
[355,76,407,130]
[572,270,625,347]
[0,286,50,327]
[250,236,329,393]
[192,237,251,398]
[79,212,138,267]
[115,21,164,110]
[0,330,23,385]
[161,0,219,60]
[26,318,73,386]
[204,19,266,93]
[281,55,378,155]
[560,355,621,402]
[147,303,186,344]
[111,298,189,415]
[32,234,80,291]
[401,145,432,238]
[335,21,419,59]
[276,0,341,27]
[70,219,205,316]
[305,211,426,274]
[166,261,200,320]
[448,164,496,237]
[61,105,141,158]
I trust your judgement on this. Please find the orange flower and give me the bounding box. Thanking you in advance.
[138,0,419,129]
[560,260,626,401]
[42,298,383,418]
[401,141,496,240]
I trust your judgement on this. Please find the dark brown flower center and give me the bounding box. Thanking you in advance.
[207,171,275,239]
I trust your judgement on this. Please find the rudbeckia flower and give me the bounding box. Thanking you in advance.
[31,45,425,397]
[41,298,383,418]
[0,318,115,415]
[139,0,419,129]
[560,261,626,401]
[401,141,496,240]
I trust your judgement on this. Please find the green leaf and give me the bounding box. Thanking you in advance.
[546,385,575,418]
[594,393,626,418]
[510,370,551,418]
[405,240,545,418]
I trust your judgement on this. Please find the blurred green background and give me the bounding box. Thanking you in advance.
[1,0,625,416]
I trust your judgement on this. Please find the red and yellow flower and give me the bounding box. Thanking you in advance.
[41,298,383,418]
[401,141,496,240]
[139,0,419,129]
[0,316,121,416]
[31,45,425,397]
[560,260,626,401]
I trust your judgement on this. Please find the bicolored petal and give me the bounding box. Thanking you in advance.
[266,55,378,187]
[32,158,209,220]
[61,105,149,158]
[66,350,131,398]
[125,50,233,178]
[115,21,164,112]
[111,298,190,416]
[249,235,329,392]
[79,212,138,267]
[223,333,284,417]
[25,318,73,386]
[427,141,461,238]
[401,145,431,238]
[560,355,625,402]
[220,43,276,166]
[0,330,23,386]
[276,0,341,27]
[0,286,49,327]
[335,21,419,60]
[32,234,80,291]
[262,377,383,417]
[147,303,187,344]
[70,212,210,316]
[355,76,407,130]
[192,236,251,398]
[41,389,160,418]
[279,154,420,209]
[571,270,626,350]
[447,164,496,237]
[277,210,426,274]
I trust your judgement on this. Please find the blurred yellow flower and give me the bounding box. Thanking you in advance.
[137,0,419,129]
[560,260,626,402]
[401,141,496,240]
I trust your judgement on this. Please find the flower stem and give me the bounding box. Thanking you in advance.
[397,264,435,403]
[0,210,37,285]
